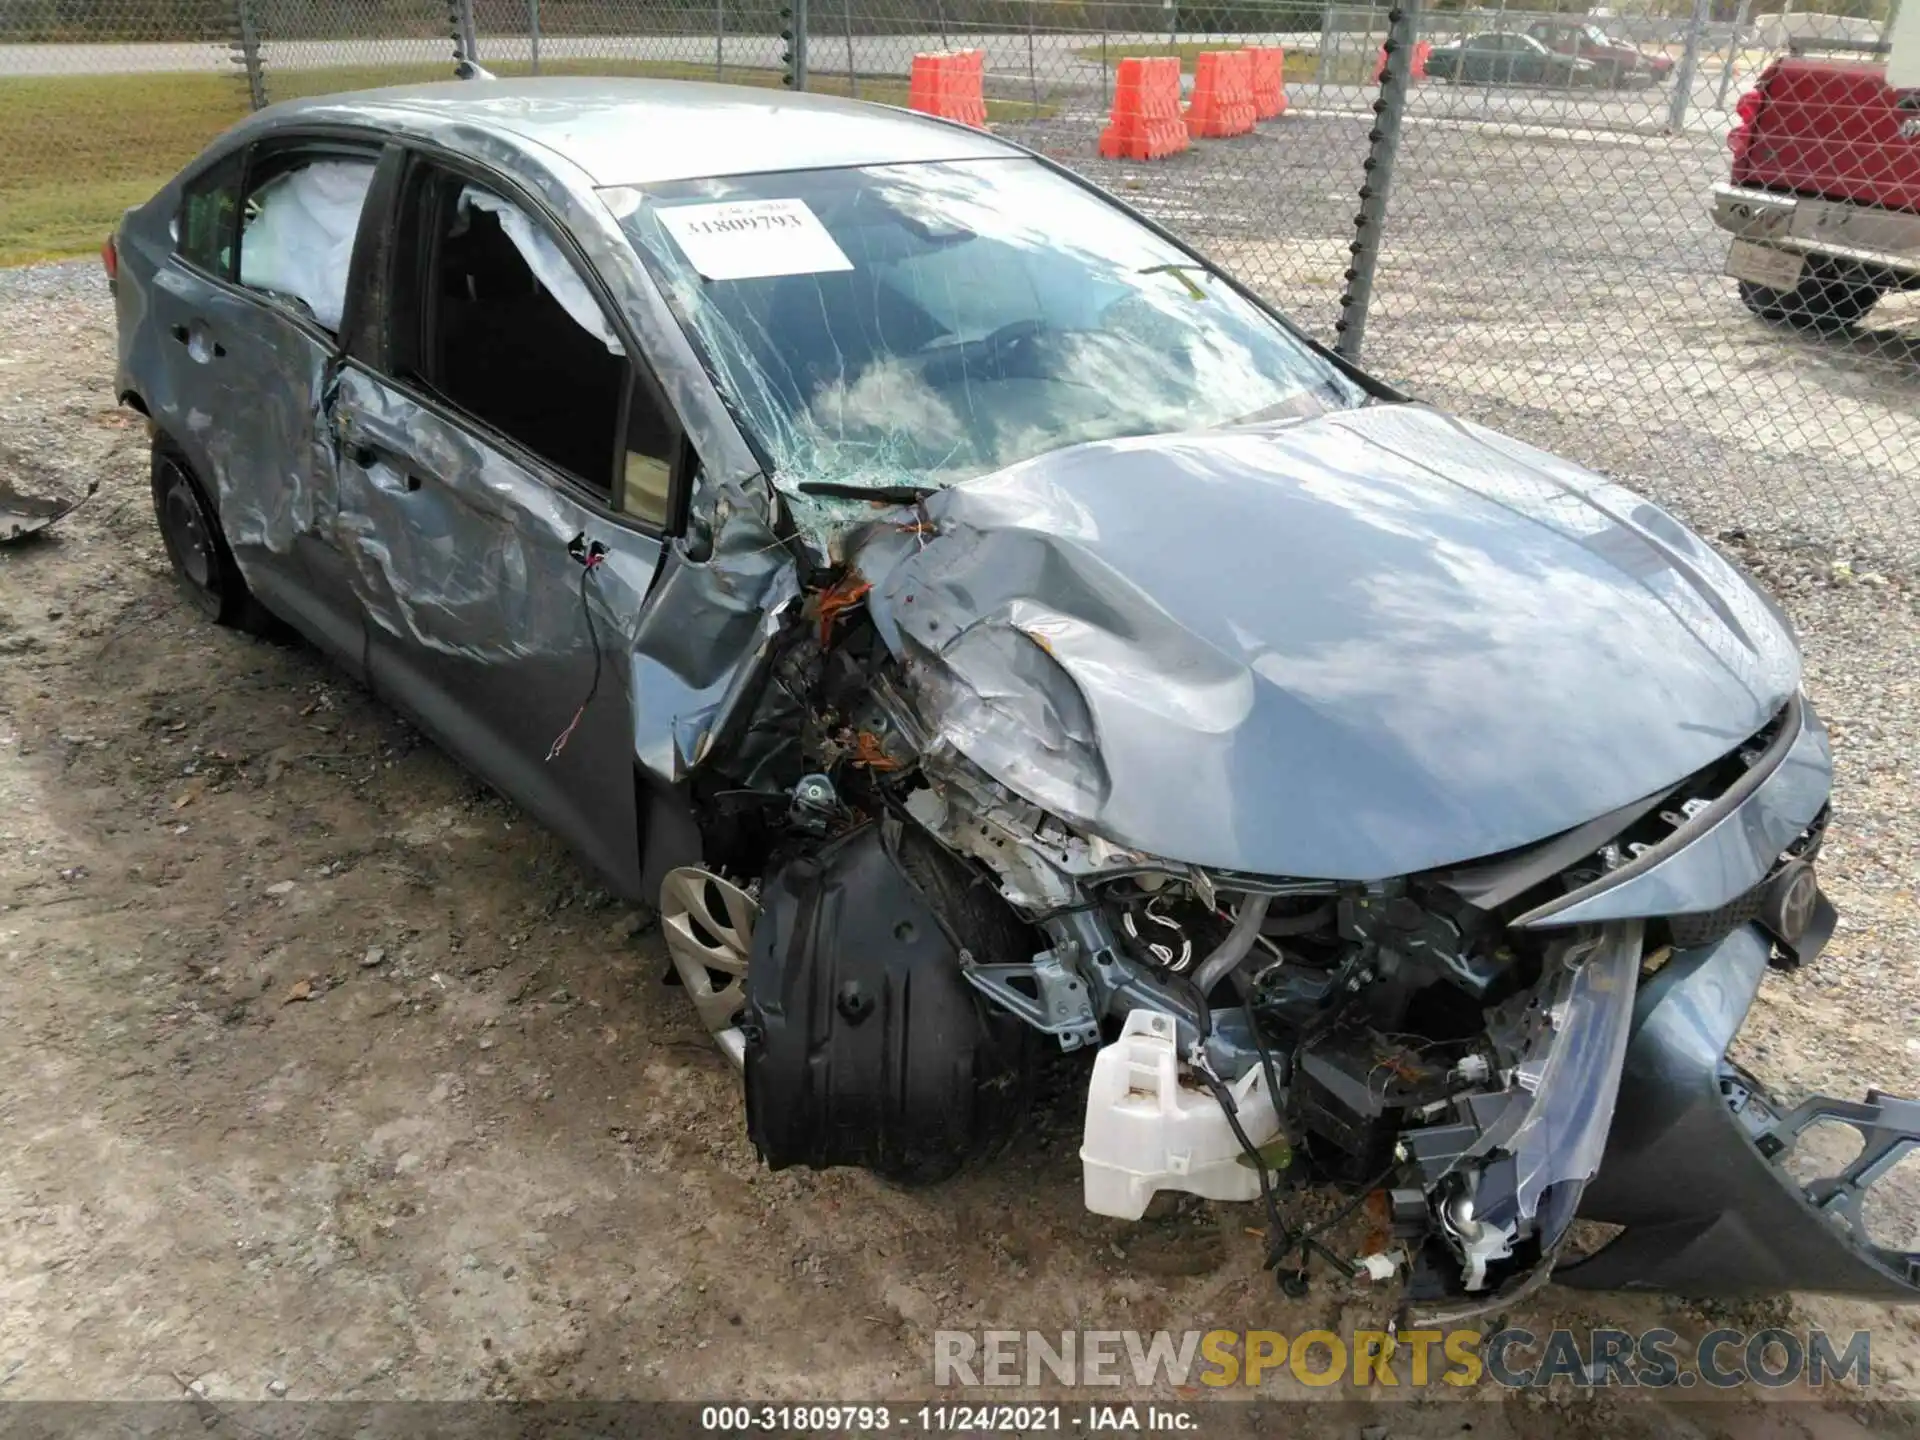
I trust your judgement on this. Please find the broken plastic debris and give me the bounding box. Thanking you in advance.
[1,478,98,544]
[1356,1251,1402,1283]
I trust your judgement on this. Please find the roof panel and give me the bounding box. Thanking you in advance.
[268,77,1022,184]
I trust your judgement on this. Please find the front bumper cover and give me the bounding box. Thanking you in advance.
[1559,924,1920,1298]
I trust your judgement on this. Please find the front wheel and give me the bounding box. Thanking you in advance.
[150,438,275,633]
[1739,261,1886,332]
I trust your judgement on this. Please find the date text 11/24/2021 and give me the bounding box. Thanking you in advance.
[698,1404,1198,1432]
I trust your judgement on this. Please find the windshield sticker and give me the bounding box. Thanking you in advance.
[657,198,854,281]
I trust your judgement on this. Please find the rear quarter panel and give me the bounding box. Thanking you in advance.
[113,192,173,407]
[115,166,238,512]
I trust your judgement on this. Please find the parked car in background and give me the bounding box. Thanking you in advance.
[1526,19,1675,87]
[108,77,1917,1324]
[1424,32,1603,88]
[1714,46,1920,329]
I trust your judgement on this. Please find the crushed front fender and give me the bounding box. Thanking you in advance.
[1559,924,1920,1298]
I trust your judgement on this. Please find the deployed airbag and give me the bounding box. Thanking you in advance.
[237,159,375,331]
[458,186,623,355]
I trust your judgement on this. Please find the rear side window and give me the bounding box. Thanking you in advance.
[177,150,245,278]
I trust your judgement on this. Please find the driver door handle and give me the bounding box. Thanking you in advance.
[348,442,425,493]
[168,321,225,360]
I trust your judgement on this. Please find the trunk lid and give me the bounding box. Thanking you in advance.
[1735,57,1920,214]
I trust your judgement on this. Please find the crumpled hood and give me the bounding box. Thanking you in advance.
[860,402,1802,879]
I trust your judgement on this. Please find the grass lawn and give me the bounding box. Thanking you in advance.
[1072,42,1381,84]
[0,58,1051,266]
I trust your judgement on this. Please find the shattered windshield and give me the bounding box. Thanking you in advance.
[601,159,1363,511]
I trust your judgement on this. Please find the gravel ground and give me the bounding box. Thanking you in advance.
[1,147,1918,1430]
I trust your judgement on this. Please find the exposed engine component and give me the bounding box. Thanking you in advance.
[1080,1009,1282,1220]
[1114,884,1198,972]
[788,772,842,835]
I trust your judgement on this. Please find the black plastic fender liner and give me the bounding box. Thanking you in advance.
[742,820,1034,1185]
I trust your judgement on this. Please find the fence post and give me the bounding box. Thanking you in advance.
[1317,4,1333,97]
[1668,0,1709,132]
[528,0,541,73]
[231,0,268,110]
[232,0,268,109]
[1483,0,1503,117]
[716,0,725,79]
[1715,0,1752,111]
[845,0,857,97]
[783,0,810,89]
[1028,0,1039,111]
[1335,0,1416,362]
[451,0,480,65]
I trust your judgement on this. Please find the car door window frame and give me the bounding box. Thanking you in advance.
[238,140,381,333]
[174,145,247,282]
[169,125,389,356]
[352,142,693,539]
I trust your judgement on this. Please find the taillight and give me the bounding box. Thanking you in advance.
[1729,61,1778,164]
[100,235,119,283]
[1729,85,1765,161]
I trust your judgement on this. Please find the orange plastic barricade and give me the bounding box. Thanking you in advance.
[1097,56,1191,160]
[1374,39,1431,81]
[1185,50,1257,138]
[1245,45,1288,119]
[908,48,988,128]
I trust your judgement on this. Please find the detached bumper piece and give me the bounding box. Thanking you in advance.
[1,477,98,544]
[1560,925,1920,1299]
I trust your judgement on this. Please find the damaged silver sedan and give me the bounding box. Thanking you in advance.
[111,77,1919,1318]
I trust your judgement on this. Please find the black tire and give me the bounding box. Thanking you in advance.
[150,438,275,633]
[1738,261,1885,332]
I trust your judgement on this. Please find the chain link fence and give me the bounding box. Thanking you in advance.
[2,0,1914,565]
[1,1,251,260]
